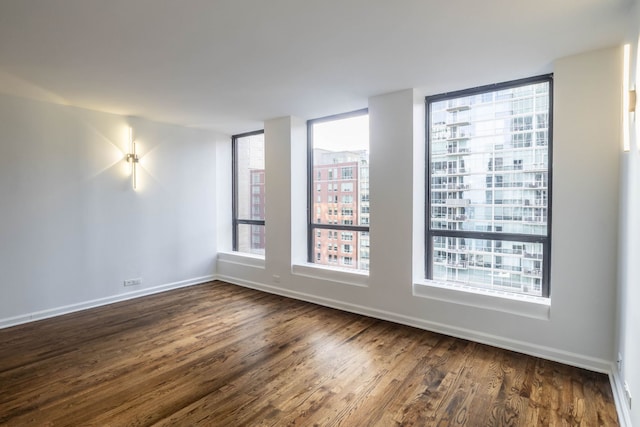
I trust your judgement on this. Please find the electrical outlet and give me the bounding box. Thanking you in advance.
[123,278,142,287]
[624,382,632,409]
[617,353,623,373]
[272,274,281,283]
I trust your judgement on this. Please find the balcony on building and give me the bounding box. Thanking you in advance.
[446,215,468,222]
[524,162,548,172]
[446,103,471,112]
[445,199,471,207]
[523,216,546,223]
[525,181,546,188]
[523,268,542,277]
[524,251,544,260]
[446,183,469,189]
[446,261,468,269]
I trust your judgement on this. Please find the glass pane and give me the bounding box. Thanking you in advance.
[313,229,369,272]
[431,236,543,297]
[236,133,265,220]
[311,114,369,228]
[237,224,265,255]
[429,81,549,236]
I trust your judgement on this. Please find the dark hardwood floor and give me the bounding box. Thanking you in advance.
[0,281,618,426]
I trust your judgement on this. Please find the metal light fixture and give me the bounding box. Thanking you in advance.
[125,126,139,189]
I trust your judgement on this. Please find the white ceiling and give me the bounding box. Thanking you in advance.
[0,0,633,135]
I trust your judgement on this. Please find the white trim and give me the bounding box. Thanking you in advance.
[610,366,633,427]
[217,251,266,269]
[413,280,551,320]
[218,275,610,373]
[291,262,368,287]
[0,275,216,330]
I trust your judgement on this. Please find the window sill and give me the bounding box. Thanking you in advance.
[217,251,265,269]
[413,279,550,320]
[292,263,369,288]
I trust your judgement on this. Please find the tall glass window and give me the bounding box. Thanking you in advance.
[426,75,552,297]
[308,110,370,272]
[232,130,265,255]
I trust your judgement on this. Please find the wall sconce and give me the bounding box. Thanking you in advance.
[623,44,636,152]
[125,126,139,189]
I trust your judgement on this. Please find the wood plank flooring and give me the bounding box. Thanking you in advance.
[0,281,619,426]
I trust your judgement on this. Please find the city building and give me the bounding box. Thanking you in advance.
[249,169,265,253]
[234,132,265,255]
[428,79,550,297]
[311,149,370,270]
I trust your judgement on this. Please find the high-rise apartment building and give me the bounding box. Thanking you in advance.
[428,78,550,297]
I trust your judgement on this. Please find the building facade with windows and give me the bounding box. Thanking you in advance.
[427,77,551,297]
[248,169,266,252]
[233,131,266,255]
[311,149,370,270]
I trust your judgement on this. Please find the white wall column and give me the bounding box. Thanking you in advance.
[264,116,306,284]
[368,90,416,308]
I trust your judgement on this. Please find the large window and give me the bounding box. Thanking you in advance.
[308,109,369,272]
[232,130,265,255]
[426,75,552,297]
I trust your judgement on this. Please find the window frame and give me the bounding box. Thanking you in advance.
[307,109,369,267]
[232,129,266,253]
[425,74,553,298]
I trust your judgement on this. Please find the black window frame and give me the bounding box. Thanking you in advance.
[425,75,553,298]
[232,129,265,252]
[307,108,370,267]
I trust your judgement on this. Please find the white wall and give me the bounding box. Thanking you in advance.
[0,94,225,326]
[218,46,622,376]
[618,111,639,427]
[617,2,640,425]
[551,46,621,359]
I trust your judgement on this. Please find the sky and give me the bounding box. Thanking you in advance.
[312,114,369,152]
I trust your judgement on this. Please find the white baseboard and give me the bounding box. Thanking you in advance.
[0,275,216,329]
[610,366,633,427]
[217,274,612,374]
